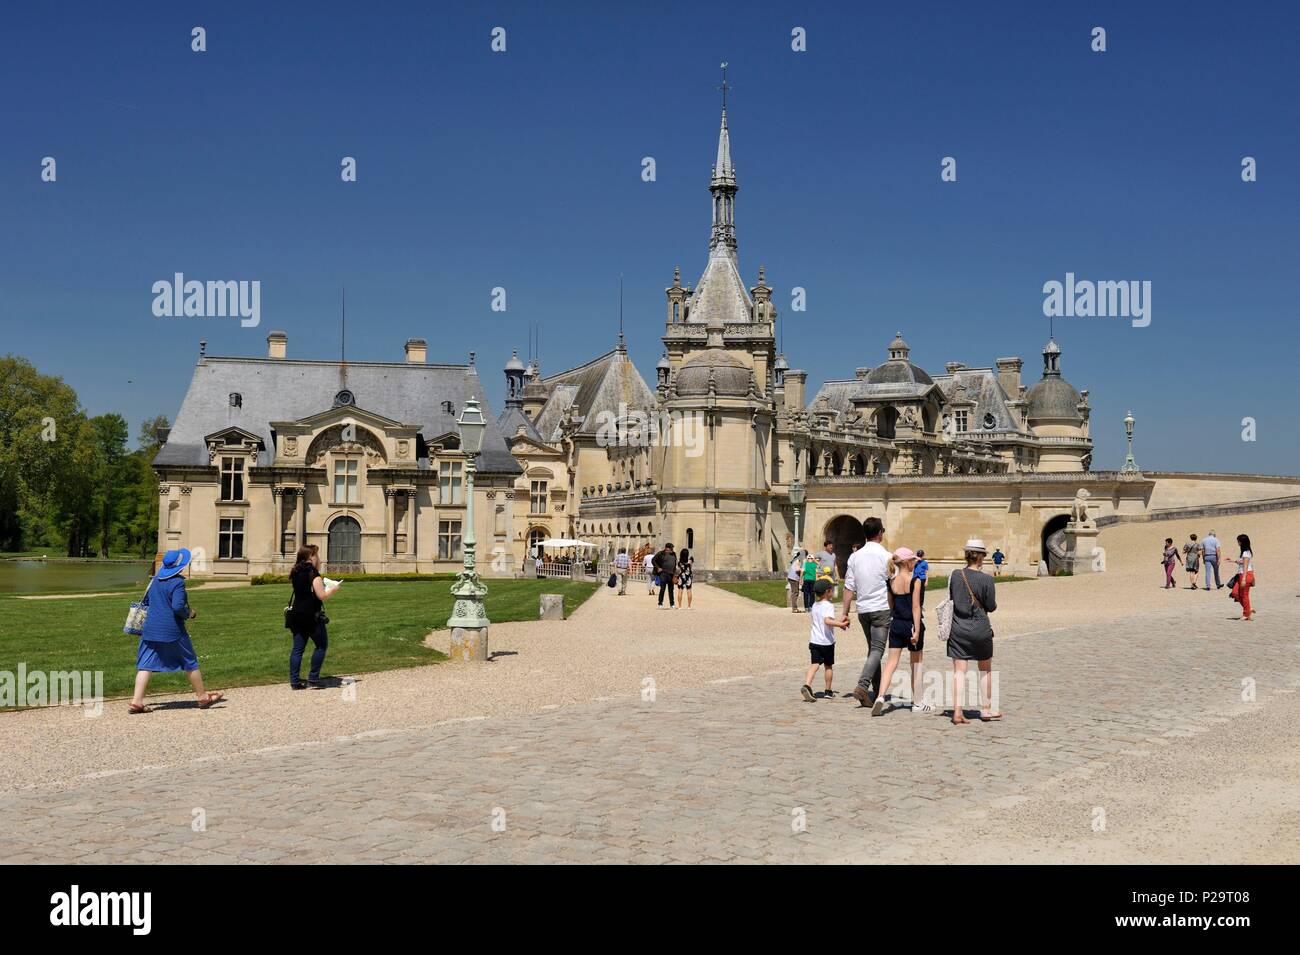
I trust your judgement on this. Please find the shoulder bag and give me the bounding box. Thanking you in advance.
[123,577,155,636]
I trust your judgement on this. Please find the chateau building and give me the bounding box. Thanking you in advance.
[495,101,1123,576]
[160,99,1290,581]
[153,337,522,578]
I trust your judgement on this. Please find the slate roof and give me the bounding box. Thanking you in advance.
[808,379,860,416]
[686,250,753,326]
[498,404,541,442]
[155,355,521,474]
[1025,375,1084,422]
[531,348,658,442]
[810,365,1021,435]
[932,368,1019,432]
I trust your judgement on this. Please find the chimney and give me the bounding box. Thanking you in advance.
[785,369,807,410]
[945,361,966,375]
[405,338,427,363]
[995,357,1022,397]
[267,331,287,359]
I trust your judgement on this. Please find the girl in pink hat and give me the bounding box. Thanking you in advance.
[872,547,933,715]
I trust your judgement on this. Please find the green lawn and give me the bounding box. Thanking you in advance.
[714,575,1034,608]
[0,578,597,703]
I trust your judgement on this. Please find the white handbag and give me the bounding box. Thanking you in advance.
[935,580,954,642]
[123,578,155,636]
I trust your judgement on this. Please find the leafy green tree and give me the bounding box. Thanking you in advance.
[90,413,130,557]
[0,356,93,553]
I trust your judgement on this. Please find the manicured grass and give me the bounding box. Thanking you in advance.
[714,575,1034,608]
[712,580,799,608]
[0,578,597,704]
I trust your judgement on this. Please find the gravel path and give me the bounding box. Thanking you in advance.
[3,508,1293,794]
[1,509,1295,863]
[1,587,1296,863]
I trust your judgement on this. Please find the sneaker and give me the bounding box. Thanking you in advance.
[823,689,837,698]
[851,687,871,707]
[912,701,935,714]
[871,695,887,716]
[800,685,815,703]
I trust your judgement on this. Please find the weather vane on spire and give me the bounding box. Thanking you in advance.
[718,61,730,111]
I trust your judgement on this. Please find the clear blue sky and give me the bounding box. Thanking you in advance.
[2,1,1296,471]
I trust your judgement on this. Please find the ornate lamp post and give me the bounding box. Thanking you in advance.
[788,479,806,557]
[447,399,490,660]
[1120,410,1140,474]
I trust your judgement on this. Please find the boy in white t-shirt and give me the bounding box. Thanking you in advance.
[801,578,851,702]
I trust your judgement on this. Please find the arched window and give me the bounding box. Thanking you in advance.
[686,527,694,550]
[327,516,362,569]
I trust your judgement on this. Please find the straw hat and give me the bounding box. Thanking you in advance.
[963,539,988,554]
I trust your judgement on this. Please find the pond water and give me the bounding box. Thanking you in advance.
[0,560,152,595]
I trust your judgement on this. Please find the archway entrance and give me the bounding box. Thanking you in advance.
[1040,514,1071,574]
[327,516,362,571]
[527,526,550,560]
[823,514,867,578]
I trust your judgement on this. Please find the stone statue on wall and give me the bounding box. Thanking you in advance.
[1069,487,1095,528]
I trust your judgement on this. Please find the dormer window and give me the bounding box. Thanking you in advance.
[229,392,242,408]
[441,401,455,415]
[334,390,355,407]
[983,412,997,429]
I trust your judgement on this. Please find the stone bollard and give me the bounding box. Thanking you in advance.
[448,626,489,661]
[539,594,565,620]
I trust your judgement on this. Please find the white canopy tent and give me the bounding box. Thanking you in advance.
[539,539,598,550]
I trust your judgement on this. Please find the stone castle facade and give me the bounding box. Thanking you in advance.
[497,104,1120,577]
[156,102,1296,580]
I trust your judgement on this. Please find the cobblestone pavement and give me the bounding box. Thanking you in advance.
[2,594,1297,864]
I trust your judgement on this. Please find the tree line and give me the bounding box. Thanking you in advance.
[0,355,167,558]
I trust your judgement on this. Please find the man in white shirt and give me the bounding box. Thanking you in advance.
[643,551,656,594]
[841,516,892,707]
[614,548,631,595]
[1201,531,1222,589]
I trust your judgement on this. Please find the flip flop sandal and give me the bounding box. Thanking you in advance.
[197,692,225,709]
[127,703,152,715]
[979,712,1004,721]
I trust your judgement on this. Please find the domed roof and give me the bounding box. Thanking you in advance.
[864,360,933,387]
[656,352,671,370]
[1026,375,1083,421]
[505,350,526,372]
[675,348,751,397]
[773,354,789,371]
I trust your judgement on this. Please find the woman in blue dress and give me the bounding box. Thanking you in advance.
[129,548,225,713]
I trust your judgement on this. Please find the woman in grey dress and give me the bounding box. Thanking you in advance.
[947,539,1001,725]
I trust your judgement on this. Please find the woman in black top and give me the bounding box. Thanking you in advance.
[872,547,931,715]
[287,544,334,688]
[678,547,695,608]
[948,539,1000,724]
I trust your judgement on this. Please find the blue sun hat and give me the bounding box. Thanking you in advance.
[157,548,192,580]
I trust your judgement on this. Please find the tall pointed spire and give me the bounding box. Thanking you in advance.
[709,62,738,255]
